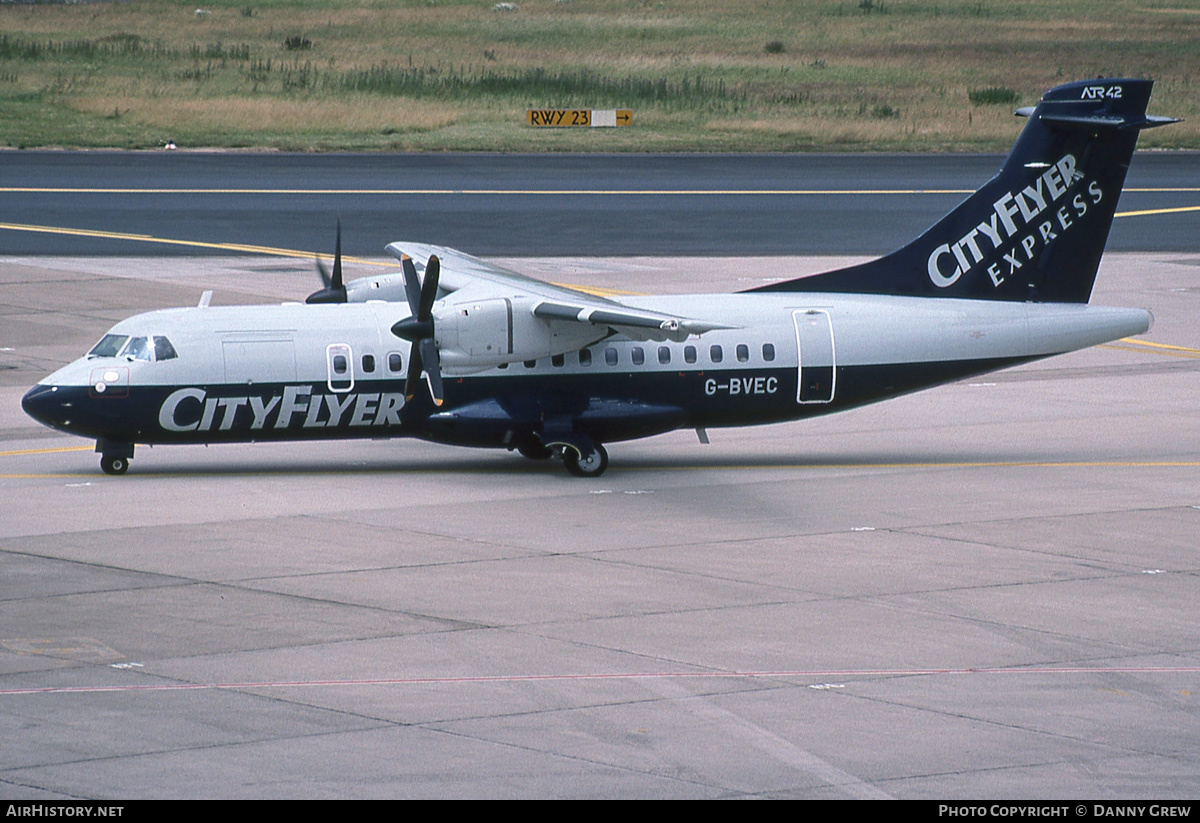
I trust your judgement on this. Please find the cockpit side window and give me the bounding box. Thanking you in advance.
[88,334,128,358]
[122,336,152,362]
[153,336,178,361]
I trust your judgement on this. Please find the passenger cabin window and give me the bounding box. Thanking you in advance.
[88,334,128,359]
[524,359,536,369]
[362,354,376,373]
[736,344,750,363]
[632,347,645,366]
[684,345,697,365]
[333,355,348,374]
[579,349,592,366]
[658,346,671,365]
[605,348,618,366]
[762,343,775,362]
[388,352,403,373]
[552,354,565,368]
[710,345,723,364]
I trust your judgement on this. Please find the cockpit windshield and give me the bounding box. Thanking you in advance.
[154,336,178,361]
[86,334,178,361]
[123,336,152,362]
[88,334,128,358]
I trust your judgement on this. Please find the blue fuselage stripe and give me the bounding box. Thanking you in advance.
[24,356,1034,448]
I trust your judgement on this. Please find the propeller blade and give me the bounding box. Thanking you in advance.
[397,331,442,405]
[400,255,423,317]
[331,218,343,291]
[419,338,443,406]
[306,220,347,304]
[315,257,332,289]
[404,340,424,401]
[418,255,440,320]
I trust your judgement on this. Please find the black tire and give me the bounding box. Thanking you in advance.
[100,455,129,476]
[517,441,553,461]
[564,444,608,478]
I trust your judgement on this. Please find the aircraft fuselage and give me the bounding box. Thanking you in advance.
[23,294,1150,453]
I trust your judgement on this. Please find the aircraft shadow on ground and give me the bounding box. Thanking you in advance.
[108,447,1095,478]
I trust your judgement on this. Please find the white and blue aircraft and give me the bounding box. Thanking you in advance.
[22,78,1176,477]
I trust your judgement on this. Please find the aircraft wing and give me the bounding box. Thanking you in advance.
[385,242,734,342]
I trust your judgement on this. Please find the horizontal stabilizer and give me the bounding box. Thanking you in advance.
[1039,112,1182,131]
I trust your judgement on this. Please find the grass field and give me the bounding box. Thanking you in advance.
[0,0,1196,151]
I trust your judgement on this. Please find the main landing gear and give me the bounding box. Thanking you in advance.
[563,443,608,478]
[97,439,134,476]
[515,435,609,477]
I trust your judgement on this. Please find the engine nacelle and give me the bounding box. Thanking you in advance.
[434,297,606,373]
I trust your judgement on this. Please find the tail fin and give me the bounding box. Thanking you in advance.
[750,78,1177,303]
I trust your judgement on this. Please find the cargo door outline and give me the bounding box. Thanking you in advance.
[792,309,835,404]
[222,336,296,385]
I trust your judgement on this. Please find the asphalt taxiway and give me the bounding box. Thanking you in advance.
[2,151,1197,256]
[2,251,1199,798]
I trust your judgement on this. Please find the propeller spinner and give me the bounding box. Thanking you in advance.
[306,220,347,304]
[390,254,444,406]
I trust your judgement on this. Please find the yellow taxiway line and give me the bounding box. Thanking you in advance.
[1101,338,1200,358]
[1112,204,1200,218]
[0,220,390,266]
[0,445,94,458]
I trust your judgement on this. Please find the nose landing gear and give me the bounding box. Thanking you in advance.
[97,440,134,476]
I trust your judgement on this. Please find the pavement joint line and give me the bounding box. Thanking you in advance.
[5,665,1200,697]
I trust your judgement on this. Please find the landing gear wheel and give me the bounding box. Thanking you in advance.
[563,443,608,478]
[518,441,553,461]
[100,455,129,476]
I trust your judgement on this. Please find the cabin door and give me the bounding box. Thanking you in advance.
[792,310,835,404]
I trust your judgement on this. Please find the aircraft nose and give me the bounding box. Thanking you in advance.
[22,384,65,428]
